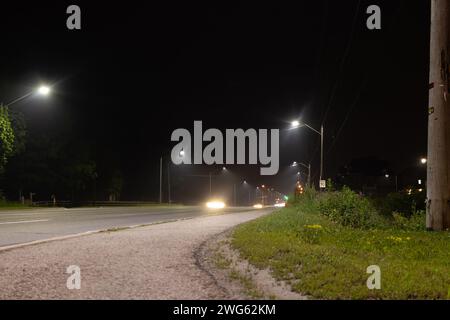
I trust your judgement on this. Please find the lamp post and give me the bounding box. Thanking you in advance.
[291,120,324,186]
[1,85,51,203]
[385,174,398,192]
[2,85,51,108]
[160,150,185,204]
[159,157,163,203]
[292,161,311,187]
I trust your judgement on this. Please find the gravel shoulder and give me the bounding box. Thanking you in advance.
[198,231,308,300]
[0,209,273,299]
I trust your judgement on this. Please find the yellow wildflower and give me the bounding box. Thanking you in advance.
[305,224,323,230]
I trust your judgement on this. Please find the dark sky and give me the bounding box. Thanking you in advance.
[0,1,430,201]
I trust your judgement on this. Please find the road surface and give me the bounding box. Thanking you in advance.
[0,206,275,299]
[0,206,258,247]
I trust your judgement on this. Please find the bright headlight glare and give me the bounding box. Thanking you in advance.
[206,201,225,209]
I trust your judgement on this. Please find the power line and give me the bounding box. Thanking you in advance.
[320,0,362,127]
[326,75,368,156]
[324,1,405,157]
[307,0,362,175]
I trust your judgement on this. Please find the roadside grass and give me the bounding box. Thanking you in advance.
[231,206,450,299]
[0,201,30,211]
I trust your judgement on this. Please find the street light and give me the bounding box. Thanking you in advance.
[421,158,427,165]
[160,150,186,204]
[4,84,51,108]
[291,161,311,187]
[291,119,324,186]
[384,174,398,192]
[37,86,51,96]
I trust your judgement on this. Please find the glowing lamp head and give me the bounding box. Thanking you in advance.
[291,120,300,128]
[37,86,50,96]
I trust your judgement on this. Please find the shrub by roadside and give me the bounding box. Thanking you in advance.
[289,186,425,231]
[317,187,388,229]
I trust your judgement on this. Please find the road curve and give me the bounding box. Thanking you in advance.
[0,207,274,299]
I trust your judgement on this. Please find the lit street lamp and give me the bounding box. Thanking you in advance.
[160,150,186,204]
[3,85,51,108]
[384,174,398,192]
[37,86,51,96]
[291,161,311,187]
[291,119,324,186]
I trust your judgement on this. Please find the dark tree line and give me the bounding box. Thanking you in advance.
[0,109,123,202]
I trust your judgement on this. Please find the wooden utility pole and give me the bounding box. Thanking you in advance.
[427,0,450,230]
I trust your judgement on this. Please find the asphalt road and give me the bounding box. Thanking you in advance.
[0,206,275,299]
[0,206,258,247]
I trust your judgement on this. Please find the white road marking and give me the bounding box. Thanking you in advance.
[0,219,49,225]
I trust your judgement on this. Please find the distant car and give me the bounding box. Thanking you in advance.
[206,200,226,209]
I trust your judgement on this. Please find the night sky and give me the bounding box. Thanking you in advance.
[0,1,430,202]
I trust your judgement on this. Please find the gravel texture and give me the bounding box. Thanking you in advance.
[0,209,272,299]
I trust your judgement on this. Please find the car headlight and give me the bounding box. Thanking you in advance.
[206,201,226,209]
